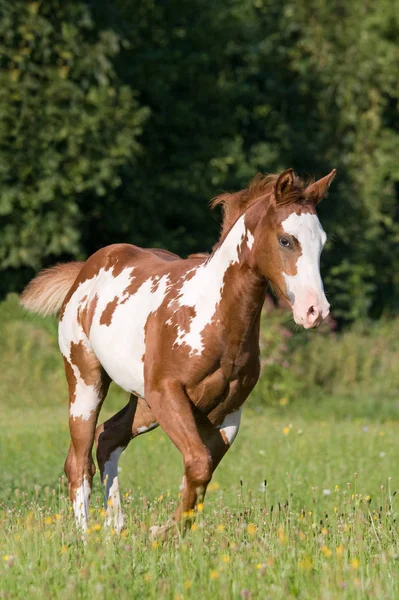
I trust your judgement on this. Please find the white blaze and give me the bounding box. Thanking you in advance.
[281,212,329,319]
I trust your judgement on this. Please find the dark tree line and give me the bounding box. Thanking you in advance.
[1,0,398,323]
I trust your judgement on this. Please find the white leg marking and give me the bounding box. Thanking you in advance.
[218,407,242,446]
[136,422,158,435]
[103,447,125,533]
[73,475,91,531]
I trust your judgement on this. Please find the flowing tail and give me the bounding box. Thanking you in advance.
[20,262,84,316]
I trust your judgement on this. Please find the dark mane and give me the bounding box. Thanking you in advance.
[211,172,310,239]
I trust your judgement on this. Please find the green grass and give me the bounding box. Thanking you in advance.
[1,294,399,598]
[1,406,399,599]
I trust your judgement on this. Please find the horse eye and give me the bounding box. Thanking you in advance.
[279,237,291,248]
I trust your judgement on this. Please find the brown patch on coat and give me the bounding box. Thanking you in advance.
[151,277,161,294]
[168,305,197,338]
[70,341,101,387]
[119,274,143,304]
[77,295,99,337]
[63,357,77,403]
[100,296,119,326]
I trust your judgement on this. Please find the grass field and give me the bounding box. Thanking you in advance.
[1,295,399,599]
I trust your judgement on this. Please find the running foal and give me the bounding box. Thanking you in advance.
[21,168,336,536]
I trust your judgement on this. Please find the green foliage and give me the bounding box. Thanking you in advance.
[0,0,398,322]
[254,302,399,419]
[0,0,148,290]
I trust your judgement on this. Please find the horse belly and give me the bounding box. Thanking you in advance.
[90,316,145,396]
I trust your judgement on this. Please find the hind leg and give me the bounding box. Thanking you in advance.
[63,353,110,532]
[95,394,158,531]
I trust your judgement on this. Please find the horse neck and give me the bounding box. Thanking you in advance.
[205,214,267,332]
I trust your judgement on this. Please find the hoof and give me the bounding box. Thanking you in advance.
[149,524,171,540]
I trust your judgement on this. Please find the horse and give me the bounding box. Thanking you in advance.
[21,167,336,537]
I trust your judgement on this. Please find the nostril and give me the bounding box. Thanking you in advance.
[307,305,316,317]
[307,305,321,323]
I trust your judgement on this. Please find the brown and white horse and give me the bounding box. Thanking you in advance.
[21,168,335,536]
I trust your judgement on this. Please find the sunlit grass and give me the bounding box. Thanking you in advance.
[1,408,399,599]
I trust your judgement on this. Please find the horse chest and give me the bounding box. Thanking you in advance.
[186,340,259,416]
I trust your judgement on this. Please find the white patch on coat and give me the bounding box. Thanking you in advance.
[136,422,158,435]
[59,266,136,417]
[218,407,242,446]
[69,376,102,420]
[89,273,170,396]
[73,475,91,531]
[172,216,253,355]
[246,230,255,250]
[59,264,170,399]
[281,212,327,307]
[103,447,125,533]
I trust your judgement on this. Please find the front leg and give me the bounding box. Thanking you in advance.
[150,402,242,539]
[146,380,214,538]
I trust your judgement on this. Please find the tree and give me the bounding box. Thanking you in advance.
[0,0,149,294]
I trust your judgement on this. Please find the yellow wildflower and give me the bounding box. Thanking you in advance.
[210,570,219,580]
[336,545,344,557]
[321,545,332,558]
[247,523,256,536]
[278,527,288,545]
[298,557,313,570]
[152,541,159,549]
[92,523,101,532]
[197,503,204,512]
[222,555,230,563]
[191,523,198,532]
[216,524,225,533]
[283,427,290,435]
[184,581,192,589]
[208,481,220,491]
[351,558,360,570]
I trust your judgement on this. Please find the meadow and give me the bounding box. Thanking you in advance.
[1,295,399,599]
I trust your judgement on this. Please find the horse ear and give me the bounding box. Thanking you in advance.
[275,168,295,203]
[306,169,336,204]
